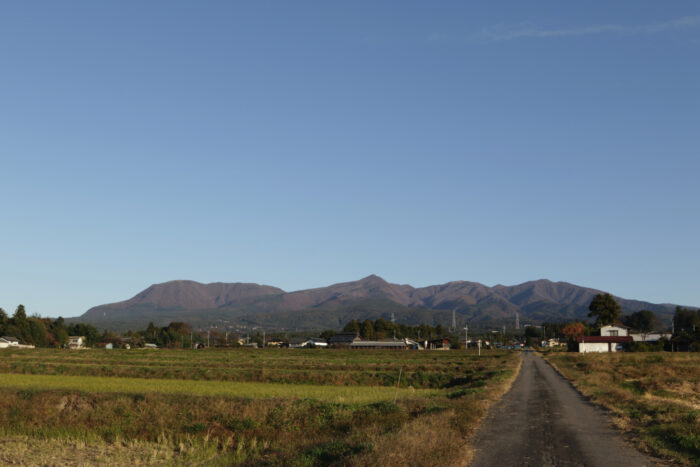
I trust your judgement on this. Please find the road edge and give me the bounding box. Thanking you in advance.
[463,351,524,466]
[536,352,671,466]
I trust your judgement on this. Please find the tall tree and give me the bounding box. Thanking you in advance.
[588,293,621,327]
[0,308,8,334]
[623,310,656,333]
[343,320,360,334]
[12,304,30,343]
[360,319,375,339]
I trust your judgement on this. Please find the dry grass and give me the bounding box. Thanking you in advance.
[0,349,521,465]
[543,352,700,466]
[352,353,523,467]
[0,373,432,403]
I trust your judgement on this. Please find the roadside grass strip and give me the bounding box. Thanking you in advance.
[0,373,434,403]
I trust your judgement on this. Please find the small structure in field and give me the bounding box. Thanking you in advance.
[266,338,287,348]
[294,337,328,348]
[426,338,450,350]
[577,335,633,353]
[144,343,158,349]
[0,336,20,348]
[542,338,565,348]
[68,336,86,349]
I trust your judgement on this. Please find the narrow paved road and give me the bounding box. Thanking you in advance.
[469,351,659,467]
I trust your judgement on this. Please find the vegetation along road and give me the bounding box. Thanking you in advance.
[469,351,658,467]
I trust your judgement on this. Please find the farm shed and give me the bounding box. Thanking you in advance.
[426,338,450,350]
[577,336,633,353]
[0,336,20,348]
[349,338,421,350]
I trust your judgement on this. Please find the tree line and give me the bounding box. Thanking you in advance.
[340,318,449,341]
[0,305,101,347]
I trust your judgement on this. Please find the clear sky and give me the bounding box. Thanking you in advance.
[1,1,699,318]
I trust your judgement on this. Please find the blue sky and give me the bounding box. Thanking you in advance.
[1,1,698,318]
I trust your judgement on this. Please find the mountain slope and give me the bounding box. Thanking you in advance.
[75,276,689,331]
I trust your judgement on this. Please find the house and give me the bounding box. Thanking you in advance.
[542,338,565,348]
[300,337,328,348]
[577,335,633,353]
[426,338,450,350]
[266,338,287,347]
[0,336,20,348]
[600,324,629,337]
[328,332,361,348]
[68,336,85,349]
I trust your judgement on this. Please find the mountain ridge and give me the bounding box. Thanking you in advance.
[74,275,693,331]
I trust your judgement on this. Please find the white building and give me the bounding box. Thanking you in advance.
[68,336,85,349]
[630,332,671,342]
[599,324,629,337]
[1,336,20,348]
[577,335,633,353]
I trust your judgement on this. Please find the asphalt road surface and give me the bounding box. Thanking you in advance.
[469,351,659,467]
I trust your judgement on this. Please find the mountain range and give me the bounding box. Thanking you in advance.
[73,275,687,332]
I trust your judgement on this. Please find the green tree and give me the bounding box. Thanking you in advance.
[0,308,7,335]
[12,305,30,343]
[343,320,360,334]
[588,293,621,327]
[27,318,48,347]
[360,319,375,340]
[623,310,656,333]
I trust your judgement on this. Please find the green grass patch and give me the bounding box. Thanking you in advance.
[0,373,433,403]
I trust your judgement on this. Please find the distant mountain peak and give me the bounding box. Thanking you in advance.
[77,275,688,331]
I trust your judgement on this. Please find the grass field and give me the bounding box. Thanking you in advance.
[0,373,432,403]
[0,348,520,466]
[543,352,700,466]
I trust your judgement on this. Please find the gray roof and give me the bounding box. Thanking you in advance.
[349,340,408,348]
[1,336,19,343]
[328,332,360,344]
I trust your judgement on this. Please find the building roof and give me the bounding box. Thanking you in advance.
[1,336,19,343]
[577,336,633,343]
[305,337,328,344]
[350,340,408,348]
[328,332,360,344]
[603,322,630,329]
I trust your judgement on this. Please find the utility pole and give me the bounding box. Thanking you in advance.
[207,329,210,348]
[464,325,469,349]
[263,329,266,348]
